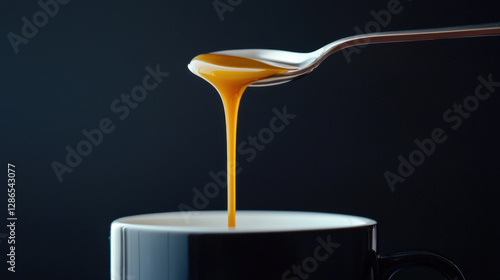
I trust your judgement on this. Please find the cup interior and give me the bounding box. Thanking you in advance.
[112,211,376,233]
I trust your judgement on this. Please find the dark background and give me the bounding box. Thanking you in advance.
[1,0,499,279]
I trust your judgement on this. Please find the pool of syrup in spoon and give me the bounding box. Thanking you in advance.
[189,54,295,227]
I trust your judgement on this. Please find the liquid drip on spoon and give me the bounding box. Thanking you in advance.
[189,54,295,227]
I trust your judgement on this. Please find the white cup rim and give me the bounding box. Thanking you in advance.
[112,210,377,233]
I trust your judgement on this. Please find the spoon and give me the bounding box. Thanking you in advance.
[188,23,500,87]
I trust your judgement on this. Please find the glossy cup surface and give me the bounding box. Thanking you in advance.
[111,211,378,280]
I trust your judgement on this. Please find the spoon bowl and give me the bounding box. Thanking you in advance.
[210,49,322,86]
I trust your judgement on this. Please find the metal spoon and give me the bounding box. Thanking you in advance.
[188,23,500,87]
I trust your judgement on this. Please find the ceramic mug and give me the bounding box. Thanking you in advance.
[110,211,464,280]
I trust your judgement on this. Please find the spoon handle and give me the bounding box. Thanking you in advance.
[323,22,500,56]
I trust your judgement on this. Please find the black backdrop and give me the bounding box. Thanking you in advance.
[1,0,499,279]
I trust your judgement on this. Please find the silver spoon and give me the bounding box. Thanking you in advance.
[188,23,500,87]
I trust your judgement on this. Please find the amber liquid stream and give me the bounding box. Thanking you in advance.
[189,54,293,227]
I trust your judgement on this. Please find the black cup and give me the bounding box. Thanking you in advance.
[110,211,464,280]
